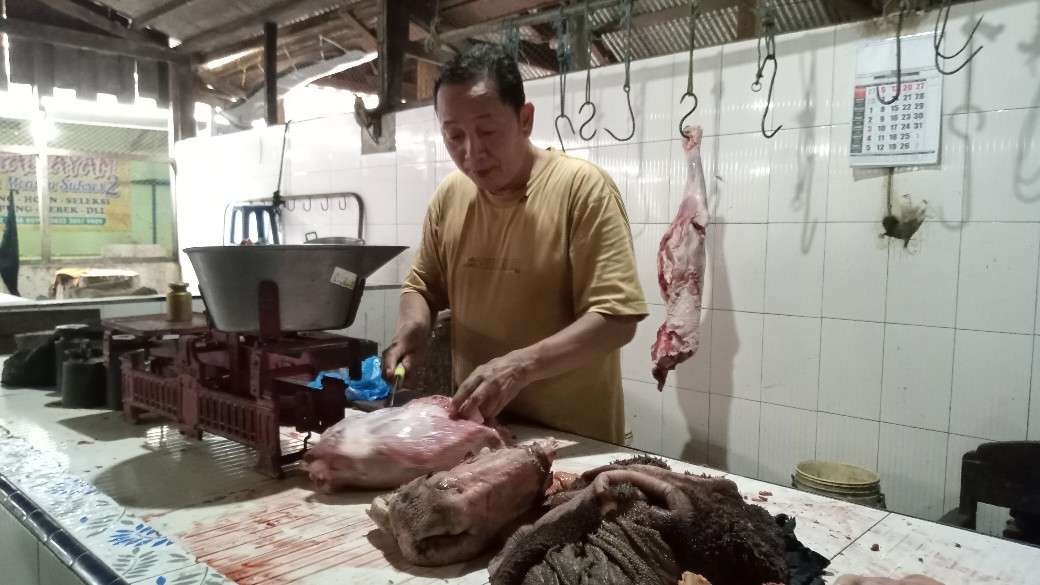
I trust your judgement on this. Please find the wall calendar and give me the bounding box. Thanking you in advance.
[850,34,943,168]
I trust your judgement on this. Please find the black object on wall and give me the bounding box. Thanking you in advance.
[0,190,19,297]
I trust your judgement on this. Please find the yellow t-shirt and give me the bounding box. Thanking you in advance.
[402,148,648,444]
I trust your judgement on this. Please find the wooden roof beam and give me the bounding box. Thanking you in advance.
[32,0,170,47]
[176,0,350,54]
[133,0,199,29]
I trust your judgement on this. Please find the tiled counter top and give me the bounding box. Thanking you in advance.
[2,374,1038,585]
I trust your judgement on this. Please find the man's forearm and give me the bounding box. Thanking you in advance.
[394,291,434,340]
[510,312,640,385]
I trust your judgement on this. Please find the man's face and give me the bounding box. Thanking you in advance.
[436,79,535,194]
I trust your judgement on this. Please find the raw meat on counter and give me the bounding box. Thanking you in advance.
[302,395,513,491]
[368,442,556,566]
[652,125,710,389]
[489,456,829,585]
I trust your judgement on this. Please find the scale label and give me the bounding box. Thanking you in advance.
[850,34,942,168]
[330,267,358,290]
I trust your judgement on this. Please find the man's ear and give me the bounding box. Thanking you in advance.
[519,102,535,137]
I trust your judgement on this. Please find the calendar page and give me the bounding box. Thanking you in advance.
[850,33,943,168]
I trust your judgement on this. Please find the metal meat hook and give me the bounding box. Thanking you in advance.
[554,5,577,151]
[759,53,781,139]
[933,0,983,76]
[679,0,700,139]
[878,4,907,106]
[578,1,597,142]
[606,0,636,142]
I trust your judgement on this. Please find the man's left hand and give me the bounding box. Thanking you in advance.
[450,351,532,423]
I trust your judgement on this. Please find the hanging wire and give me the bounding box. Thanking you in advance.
[578,0,598,141]
[503,19,521,62]
[678,0,701,139]
[424,0,442,53]
[554,3,577,151]
[933,0,983,75]
[751,0,781,139]
[877,0,910,106]
[605,0,636,142]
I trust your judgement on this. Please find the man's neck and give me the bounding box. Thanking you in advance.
[486,143,550,200]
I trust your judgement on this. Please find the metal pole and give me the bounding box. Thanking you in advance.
[264,21,278,126]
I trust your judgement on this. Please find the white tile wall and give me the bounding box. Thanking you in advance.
[816,413,880,472]
[770,28,835,130]
[768,126,830,223]
[758,403,817,486]
[968,109,1040,223]
[885,221,961,328]
[714,132,771,222]
[661,387,710,464]
[172,0,1040,525]
[881,324,955,432]
[819,318,885,420]
[710,310,763,401]
[712,223,767,312]
[878,423,949,521]
[763,222,825,316]
[822,222,889,322]
[708,393,761,477]
[967,0,1040,112]
[956,222,1040,334]
[761,315,820,410]
[950,330,1032,441]
[623,379,664,454]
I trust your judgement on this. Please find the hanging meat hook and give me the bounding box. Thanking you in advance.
[578,0,598,141]
[338,195,348,210]
[302,199,311,212]
[554,5,577,151]
[286,199,295,211]
[321,196,330,211]
[679,0,701,138]
[605,0,636,142]
[751,1,781,139]
[877,1,909,106]
[933,0,983,76]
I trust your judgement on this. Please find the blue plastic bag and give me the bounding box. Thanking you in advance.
[307,355,390,401]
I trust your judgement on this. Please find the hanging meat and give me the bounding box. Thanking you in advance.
[652,125,710,389]
[302,395,513,491]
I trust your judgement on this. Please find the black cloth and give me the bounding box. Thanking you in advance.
[776,514,830,585]
[0,190,19,296]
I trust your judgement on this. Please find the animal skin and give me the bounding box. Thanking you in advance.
[368,442,556,566]
[489,457,790,585]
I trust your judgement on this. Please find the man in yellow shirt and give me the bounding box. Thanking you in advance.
[382,44,647,444]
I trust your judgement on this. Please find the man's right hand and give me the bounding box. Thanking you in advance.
[381,325,428,385]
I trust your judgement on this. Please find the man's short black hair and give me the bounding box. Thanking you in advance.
[434,43,525,112]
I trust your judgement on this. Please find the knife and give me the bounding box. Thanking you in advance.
[388,364,405,407]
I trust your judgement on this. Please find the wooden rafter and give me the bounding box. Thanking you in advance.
[176,0,351,54]
[31,0,170,47]
[133,0,199,29]
[0,17,187,63]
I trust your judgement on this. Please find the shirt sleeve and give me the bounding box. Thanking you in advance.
[401,196,450,313]
[568,167,649,319]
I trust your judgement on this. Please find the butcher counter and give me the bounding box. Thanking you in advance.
[1,374,1038,585]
